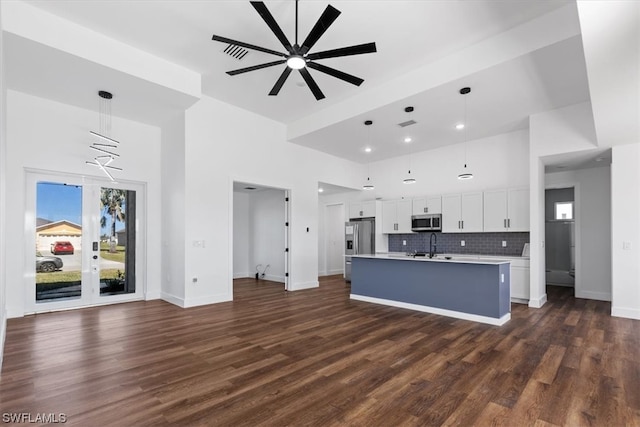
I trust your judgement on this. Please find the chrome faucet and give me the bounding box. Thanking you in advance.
[429,233,437,258]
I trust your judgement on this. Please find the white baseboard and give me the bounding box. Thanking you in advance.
[528,293,548,308]
[511,297,529,305]
[611,306,640,320]
[145,291,161,300]
[575,290,611,302]
[183,293,232,308]
[233,272,250,279]
[0,310,6,370]
[161,292,185,308]
[263,274,285,283]
[350,294,511,326]
[289,280,319,291]
[7,308,23,319]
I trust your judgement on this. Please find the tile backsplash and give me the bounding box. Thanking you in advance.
[388,232,529,256]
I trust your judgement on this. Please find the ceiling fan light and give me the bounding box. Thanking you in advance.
[287,55,306,70]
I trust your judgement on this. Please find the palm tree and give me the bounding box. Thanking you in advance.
[100,188,126,253]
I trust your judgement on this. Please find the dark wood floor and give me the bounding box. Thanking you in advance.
[1,277,639,426]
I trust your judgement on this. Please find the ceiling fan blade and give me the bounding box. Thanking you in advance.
[269,67,293,96]
[212,35,287,58]
[227,60,286,76]
[300,5,341,54]
[299,68,325,100]
[306,62,364,86]
[306,42,377,61]
[251,1,293,53]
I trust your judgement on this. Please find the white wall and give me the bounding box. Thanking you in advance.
[5,90,162,317]
[0,3,7,366]
[611,143,640,319]
[249,189,286,282]
[354,130,530,202]
[180,95,363,307]
[529,102,598,307]
[546,166,612,301]
[160,114,186,305]
[233,192,250,278]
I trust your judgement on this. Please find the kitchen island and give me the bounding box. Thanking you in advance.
[350,254,511,325]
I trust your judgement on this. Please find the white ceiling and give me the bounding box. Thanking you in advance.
[4,0,597,167]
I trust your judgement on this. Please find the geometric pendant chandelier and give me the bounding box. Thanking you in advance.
[86,90,123,181]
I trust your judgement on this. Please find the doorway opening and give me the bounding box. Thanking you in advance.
[545,187,575,295]
[26,171,145,314]
[232,182,290,293]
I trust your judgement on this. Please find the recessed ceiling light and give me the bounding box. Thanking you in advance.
[404,137,412,143]
[364,147,372,153]
[318,188,324,193]
[456,123,465,130]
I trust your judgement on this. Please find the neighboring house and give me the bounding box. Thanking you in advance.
[36,220,82,252]
[116,229,126,247]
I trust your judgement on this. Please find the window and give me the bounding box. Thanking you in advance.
[555,201,574,220]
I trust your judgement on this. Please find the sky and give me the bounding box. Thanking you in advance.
[37,182,125,235]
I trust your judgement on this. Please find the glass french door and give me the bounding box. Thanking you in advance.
[26,171,144,313]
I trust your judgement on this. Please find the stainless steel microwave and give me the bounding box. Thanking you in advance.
[411,214,441,232]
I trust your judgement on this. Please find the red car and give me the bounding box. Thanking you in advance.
[51,241,74,255]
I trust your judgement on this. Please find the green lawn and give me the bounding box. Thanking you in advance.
[36,268,123,284]
[100,242,126,263]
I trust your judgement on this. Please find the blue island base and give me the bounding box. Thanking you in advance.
[350,256,511,326]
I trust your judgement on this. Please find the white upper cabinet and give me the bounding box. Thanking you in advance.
[442,192,483,233]
[382,199,413,234]
[483,188,529,232]
[349,201,376,219]
[412,196,442,215]
[507,188,530,232]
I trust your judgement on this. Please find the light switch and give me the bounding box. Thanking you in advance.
[502,241,507,247]
[461,240,465,247]
[623,241,632,250]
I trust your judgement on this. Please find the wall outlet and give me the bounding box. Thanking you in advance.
[402,240,407,246]
[461,240,465,247]
[502,241,507,247]
[501,273,505,283]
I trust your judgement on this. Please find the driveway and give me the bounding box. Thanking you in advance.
[58,250,124,272]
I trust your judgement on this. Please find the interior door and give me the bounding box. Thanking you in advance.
[26,171,144,313]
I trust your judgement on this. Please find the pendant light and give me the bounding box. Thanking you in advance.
[458,87,473,180]
[402,106,417,184]
[363,120,375,190]
[86,90,123,181]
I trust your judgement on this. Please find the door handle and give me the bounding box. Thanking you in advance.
[504,219,507,228]
[508,218,511,228]
[461,220,464,229]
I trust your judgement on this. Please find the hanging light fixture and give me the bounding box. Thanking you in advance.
[363,120,375,190]
[458,87,474,180]
[402,106,417,184]
[86,90,123,181]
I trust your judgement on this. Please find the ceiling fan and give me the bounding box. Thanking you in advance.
[212,0,377,100]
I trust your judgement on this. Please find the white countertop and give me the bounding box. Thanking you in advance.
[351,253,510,265]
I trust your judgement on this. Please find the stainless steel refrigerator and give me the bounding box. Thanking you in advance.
[344,218,375,282]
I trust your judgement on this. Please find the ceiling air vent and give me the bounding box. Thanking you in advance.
[397,119,417,128]
[223,44,249,60]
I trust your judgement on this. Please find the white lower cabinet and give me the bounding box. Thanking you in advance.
[510,258,530,302]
